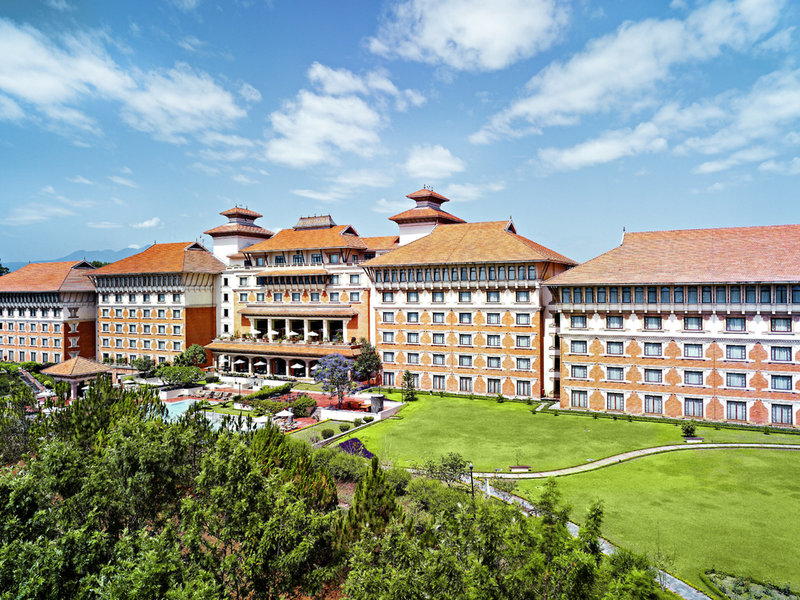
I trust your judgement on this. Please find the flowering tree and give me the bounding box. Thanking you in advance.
[314,353,355,409]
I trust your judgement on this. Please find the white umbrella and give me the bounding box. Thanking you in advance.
[310,364,319,371]
[291,363,304,370]
[307,331,319,337]
[268,330,279,336]
[234,359,246,365]
[254,360,266,366]
[275,409,293,418]
[287,331,299,337]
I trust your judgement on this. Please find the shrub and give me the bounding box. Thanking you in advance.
[204,375,220,383]
[339,424,351,433]
[682,420,697,437]
[292,394,317,415]
[243,382,293,401]
[496,394,505,404]
[363,416,374,423]
[321,428,334,439]
[338,437,375,459]
[353,418,364,427]
[386,467,411,496]
[491,478,518,495]
[327,450,368,482]
[763,425,771,435]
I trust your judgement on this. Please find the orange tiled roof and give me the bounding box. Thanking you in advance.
[293,215,336,229]
[203,223,273,238]
[0,261,95,293]
[362,235,400,251]
[220,206,262,218]
[364,221,575,267]
[205,340,359,358]
[548,224,800,286]
[92,242,225,275]
[43,356,113,378]
[242,225,367,252]
[389,206,465,224]
[407,188,451,203]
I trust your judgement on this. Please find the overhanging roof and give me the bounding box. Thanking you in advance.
[239,304,356,318]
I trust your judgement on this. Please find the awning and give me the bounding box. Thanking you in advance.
[239,304,356,318]
[256,269,327,277]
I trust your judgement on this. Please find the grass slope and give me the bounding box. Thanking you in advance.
[518,449,800,591]
[340,393,800,471]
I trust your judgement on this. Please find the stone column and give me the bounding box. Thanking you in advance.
[322,319,329,342]
[266,356,272,376]
[304,359,310,378]
[70,380,79,400]
[248,357,253,374]
[285,318,291,338]
[303,319,309,342]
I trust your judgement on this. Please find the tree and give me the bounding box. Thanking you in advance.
[0,259,8,276]
[157,365,204,387]
[353,338,381,382]
[174,344,208,368]
[89,260,110,268]
[313,353,355,410]
[132,356,156,378]
[401,370,417,402]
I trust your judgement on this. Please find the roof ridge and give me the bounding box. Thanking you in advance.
[627,223,800,236]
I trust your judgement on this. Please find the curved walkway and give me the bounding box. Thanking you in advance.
[475,442,800,479]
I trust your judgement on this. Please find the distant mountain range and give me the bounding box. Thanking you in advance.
[3,245,151,273]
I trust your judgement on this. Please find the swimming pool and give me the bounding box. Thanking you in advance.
[162,399,199,421]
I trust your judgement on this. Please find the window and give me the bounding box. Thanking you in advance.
[459,377,472,392]
[432,312,445,324]
[487,378,501,394]
[408,312,420,323]
[644,316,662,330]
[172,309,181,319]
[330,275,339,284]
[725,372,746,388]
[701,286,712,303]
[726,345,746,360]
[571,390,588,408]
[408,332,420,344]
[382,312,394,323]
[607,393,624,411]
[487,356,501,368]
[772,404,793,425]
[459,312,472,324]
[487,312,501,325]
[425,290,441,304]
[459,355,473,367]
[744,285,756,303]
[311,253,322,264]
[607,367,624,381]
[516,313,531,326]
[516,290,530,303]
[459,334,472,346]
[256,293,265,302]
[571,315,587,328]
[115,309,122,318]
[571,365,587,378]
[115,324,123,333]
[407,353,420,365]
[730,286,742,303]
[794,286,800,304]
[571,340,587,354]
[607,316,623,329]
[635,287,644,303]
[761,286,772,303]
[407,291,419,303]
[432,353,445,365]
[645,395,663,414]
[311,293,320,302]
[382,292,394,303]
[157,293,166,303]
[433,375,446,390]
[382,332,394,343]
[239,293,248,302]
[674,286,684,303]
[143,325,151,334]
[292,293,301,302]
[516,335,530,348]
[647,287,657,303]
[157,325,166,335]
[606,341,624,355]
[684,316,702,331]
[684,371,703,385]
[173,325,182,335]
[516,380,531,396]
[771,346,792,362]
[684,343,703,358]
[726,317,745,332]
[684,398,704,418]
[771,375,792,391]
[644,342,662,357]
[771,317,792,333]
[349,274,360,285]
[128,324,136,334]
[383,372,395,387]
[644,368,662,383]
[487,290,500,303]
[597,287,607,303]
[459,291,472,303]
[487,334,501,347]
[330,292,340,302]
[516,357,531,370]
[433,333,445,344]
[328,254,340,264]
[622,287,632,303]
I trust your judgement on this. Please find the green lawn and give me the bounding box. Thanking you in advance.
[292,382,324,392]
[517,449,800,592]
[337,393,800,471]
[290,420,351,442]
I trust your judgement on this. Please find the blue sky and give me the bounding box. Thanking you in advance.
[1,0,799,264]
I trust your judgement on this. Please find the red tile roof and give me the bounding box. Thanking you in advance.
[0,261,95,292]
[364,221,575,267]
[362,235,400,251]
[92,242,225,275]
[242,225,367,252]
[203,223,273,238]
[389,206,465,224]
[406,188,451,203]
[220,206,262,218]
[548,224,800,285]
[43,356,113,378]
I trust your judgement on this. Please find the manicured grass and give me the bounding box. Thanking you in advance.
[337,393,800,472]
[290,420,351,442]
[292,382,324,391]
[517,449,800,591]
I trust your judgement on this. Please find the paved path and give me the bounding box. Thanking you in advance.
[476,442,800,479]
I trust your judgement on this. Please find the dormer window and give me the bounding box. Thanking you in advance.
[274,255,286,265]
[293,254,304,265]
[255,257,265,266]
[311,254,323,264]
[328,254,340,264]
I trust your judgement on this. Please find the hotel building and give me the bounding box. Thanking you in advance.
[0,261,97,364]
[90,242,224,365]
[548,225,800,427]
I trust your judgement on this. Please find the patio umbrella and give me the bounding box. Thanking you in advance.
[234,359,246,365]
[310,364,319,371]
[268,329,280,336]
[307,331,319,336]
[275,409,293,418]
[290,363,304,370]
[287,331,299,337]
[254,360,267,366]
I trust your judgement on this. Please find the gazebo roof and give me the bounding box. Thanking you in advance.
[43,356,114,379]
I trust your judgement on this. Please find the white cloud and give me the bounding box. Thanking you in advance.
[239,82,262,103]
[67,175,94,184]
[45,0,75,12]
[472,0,784,143]
[404,144,466,179]
[231,173,259,185]
[291,169,393,203]
[177,36,205,52]
[440,181,505,202]
[108,175,138,188]
[111,197,126,206]
[291,189,343,203]
[170,0,200,11]
[127,243,141,249]
[371,198,410,214]
[537,123,668,171]
[131,217,161,228]
[369,0,568,71]
[88,221,122,229]
[757,26,793,52]
[190,162,221,176]
[0,94,24,121]
[5,203,74,226]
[693,146,776,173]
[121,166,132,174]
[759,156,800,175]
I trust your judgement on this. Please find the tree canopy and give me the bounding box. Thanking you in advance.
[314,353,355,409]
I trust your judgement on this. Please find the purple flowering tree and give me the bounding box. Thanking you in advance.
[314,353,355,410]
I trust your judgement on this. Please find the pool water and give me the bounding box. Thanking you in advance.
[162,399,198,421]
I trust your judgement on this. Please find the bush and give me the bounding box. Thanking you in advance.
[321,428,334,439]
[386,467,411,496]
[327,450,368,482]
[363,416,374,423]
[339,424,351,433]
[491,478,518,495]
[291,394,317,416]
[204,375,220,383]
[243,382,293,401]
[353,418,363,427]
[496,394,505,404]
[682,420,697,437]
